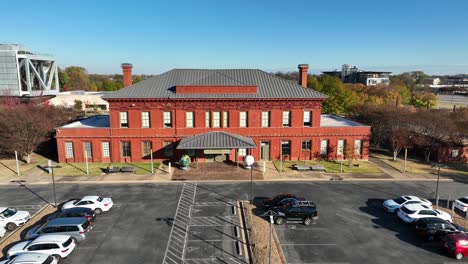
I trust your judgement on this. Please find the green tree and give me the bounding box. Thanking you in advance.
[58,67,70,89]
[133,75,145,84]
[64,66,90,90]
[309,75,358,115]
[90,83,98,91]
[410,92,437,109]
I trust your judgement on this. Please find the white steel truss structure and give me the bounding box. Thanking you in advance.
[0,44,59,96]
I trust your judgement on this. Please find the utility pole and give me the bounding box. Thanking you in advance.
[150,149,154,174]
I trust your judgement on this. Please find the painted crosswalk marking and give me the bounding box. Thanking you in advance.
[162,183,197,264]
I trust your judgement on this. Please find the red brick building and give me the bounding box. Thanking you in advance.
[55,64,371,164]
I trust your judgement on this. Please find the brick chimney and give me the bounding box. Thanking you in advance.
[121,63,133,87]
[298,64,309,88]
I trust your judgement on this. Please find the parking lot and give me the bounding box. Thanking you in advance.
[0,181,467,264]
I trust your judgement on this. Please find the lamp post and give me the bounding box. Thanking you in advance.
[245,155,255,204]
[432,163,445,201]
[45,163,62,207]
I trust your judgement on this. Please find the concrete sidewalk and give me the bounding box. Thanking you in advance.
[0,157,456,185]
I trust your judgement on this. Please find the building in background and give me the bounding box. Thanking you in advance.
[48,90,112,112]
[0,44,59,96]
[323,64,391,86]
[55,64,371,164]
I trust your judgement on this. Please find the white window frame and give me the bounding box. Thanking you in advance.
[142,141,152,157]
[303,111,311,127]
[354,140,362,155]
[238,148,247,157]
[205,112,211,128]
[261,111,270,128]
[301,140,311,151]
[240,111,248,128]
[102,142,110,158]
[320,140,328,155]
[186,111,194,128]
[142,111,150,128]
[223,111,229,127]
[281,140,291,156]
[337,140,345,156]
[121,141,131,157]
[213,111,221,128]
[163,111,172,128]
[65,142,74,158]
[83,142,92,158]
[282,111,291,127]
[120,112,128,128]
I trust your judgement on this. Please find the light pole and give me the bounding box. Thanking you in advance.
[45,163,62,207]
[432,163,445,201]
[245,155,255,204]
[269,214,273,264]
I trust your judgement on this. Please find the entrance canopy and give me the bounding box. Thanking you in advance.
[177,131,256,150]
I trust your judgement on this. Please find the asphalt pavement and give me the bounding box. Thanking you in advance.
[0,181,466,264]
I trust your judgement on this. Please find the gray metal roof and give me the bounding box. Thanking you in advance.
[177,131,256,149]
[104,69,327,100]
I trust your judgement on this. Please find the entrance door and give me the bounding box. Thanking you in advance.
[260,141,270,160]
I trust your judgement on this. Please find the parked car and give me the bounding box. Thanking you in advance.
[398,204,452,223]
[0,253,58,264]
[0,207,31,231]
[440,232,468,260]
[414,217,465,240]
[270,201,318,225]
[260,194,305,211]
[0,226,6,238]
[382,195,432,213]
[7,234,76,261]
[61,196,113,214]
[26,217,92,241]
[48,208,96,223]
[454,196,468,214]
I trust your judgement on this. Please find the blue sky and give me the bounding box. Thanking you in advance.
[1,0,467,75]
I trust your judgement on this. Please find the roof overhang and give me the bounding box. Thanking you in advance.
[177,131,256,149]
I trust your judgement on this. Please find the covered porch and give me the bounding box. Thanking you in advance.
[174,131,260,180]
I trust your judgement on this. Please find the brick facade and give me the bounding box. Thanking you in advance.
[56,98,370,163]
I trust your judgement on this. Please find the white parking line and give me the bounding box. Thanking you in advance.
[162,183,197,264]
[187,239,238,242]
[281,243,337,246]
[288,262,350,264]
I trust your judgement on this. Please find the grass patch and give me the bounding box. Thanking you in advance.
[0,153,48,177]
[372,152,468,176]
[43,162,160,176]
[272,160,382,174]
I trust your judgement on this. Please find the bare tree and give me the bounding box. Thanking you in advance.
[0,103,75,163]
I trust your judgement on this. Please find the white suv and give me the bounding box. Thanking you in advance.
[0,207,31,231]
[0,226,6,238]
[0,253,58,264]
[7,235,76,261]
[454,196,468,214]
[397,204,452,223]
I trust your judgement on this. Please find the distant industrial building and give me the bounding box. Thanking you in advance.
[48,90,112,112]
[323,64,391,86]
[0,44,59,96]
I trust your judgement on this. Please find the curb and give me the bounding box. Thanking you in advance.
[0,177,455,186]
[238,201,252,264]
[0,204,54,257]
